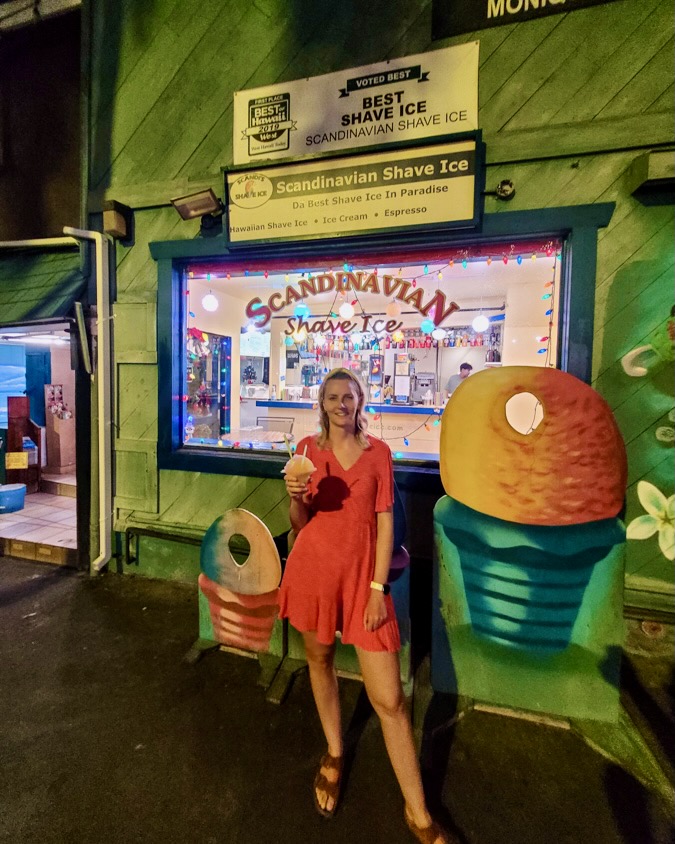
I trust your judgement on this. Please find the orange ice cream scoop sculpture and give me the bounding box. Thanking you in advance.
[440,367,627,526]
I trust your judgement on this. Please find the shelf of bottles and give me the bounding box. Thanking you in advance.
[292,325,502,361]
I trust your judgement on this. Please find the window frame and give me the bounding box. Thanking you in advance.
[152,202,614,491]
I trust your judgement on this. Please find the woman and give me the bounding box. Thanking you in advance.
[278,368,451,844]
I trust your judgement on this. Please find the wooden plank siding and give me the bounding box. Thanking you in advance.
[87,0,675,597]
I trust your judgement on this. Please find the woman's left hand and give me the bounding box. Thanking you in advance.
[363,590,387,632]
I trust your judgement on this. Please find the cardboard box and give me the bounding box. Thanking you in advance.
[45,414,76,473]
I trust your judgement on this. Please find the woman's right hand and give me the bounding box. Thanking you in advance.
[285,475,310,501]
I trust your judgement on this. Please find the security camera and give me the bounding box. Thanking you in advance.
[482,179,516,202]
[495,179,516,200]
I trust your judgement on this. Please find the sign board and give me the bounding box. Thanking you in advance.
[226,139,479,245]
[432,0,624,39]
[5,451,28,469]
[233,43,478,165]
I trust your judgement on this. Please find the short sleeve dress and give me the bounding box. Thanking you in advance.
[278,434,400,653]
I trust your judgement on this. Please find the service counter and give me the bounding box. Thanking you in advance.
[255,399,444,457]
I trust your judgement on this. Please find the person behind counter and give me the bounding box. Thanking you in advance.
[446,362,473,396]
[279,368,453,844]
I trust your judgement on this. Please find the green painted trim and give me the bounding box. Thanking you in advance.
[157,258,182,458]
[560,227,600,383]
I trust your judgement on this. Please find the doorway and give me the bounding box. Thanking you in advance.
[0,324,78,566]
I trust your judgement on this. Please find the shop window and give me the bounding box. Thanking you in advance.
[179,241,562,462]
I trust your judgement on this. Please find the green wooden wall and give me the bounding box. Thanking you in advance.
[86,0,674,599]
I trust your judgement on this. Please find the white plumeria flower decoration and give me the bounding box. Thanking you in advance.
[627,481,675,561]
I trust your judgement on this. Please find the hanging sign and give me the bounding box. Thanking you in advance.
[432,0,624,39]
[226,138,479,245]
[232,43,478,165]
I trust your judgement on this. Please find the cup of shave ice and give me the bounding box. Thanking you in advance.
[281,444,316,487]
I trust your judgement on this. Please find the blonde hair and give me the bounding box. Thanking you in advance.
[316,368,369,448]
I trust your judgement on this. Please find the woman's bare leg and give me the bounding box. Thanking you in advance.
[303,631,342,812]
[356,648,445,843]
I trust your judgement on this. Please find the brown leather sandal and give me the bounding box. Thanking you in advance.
[405,806,454,844]
[313,752,343,819]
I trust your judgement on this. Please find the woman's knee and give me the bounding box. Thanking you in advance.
[368,687,406,722]
[303,634,336,672]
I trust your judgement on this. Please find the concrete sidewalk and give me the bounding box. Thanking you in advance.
[0,557,673,844]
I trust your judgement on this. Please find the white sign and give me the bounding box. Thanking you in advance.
[226,140,478,245]
[233,43,479,165]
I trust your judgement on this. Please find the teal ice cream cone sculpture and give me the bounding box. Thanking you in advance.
[432,367,628,721]
[436,497,624,653]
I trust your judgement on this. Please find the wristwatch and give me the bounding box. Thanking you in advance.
[370,580,391,596]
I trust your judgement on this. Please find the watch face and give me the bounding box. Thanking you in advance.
[383,584,391,596]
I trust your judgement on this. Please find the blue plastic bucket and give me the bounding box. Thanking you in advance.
[0,483,26,514]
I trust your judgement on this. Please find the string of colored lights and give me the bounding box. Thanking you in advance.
[186,240,561,283]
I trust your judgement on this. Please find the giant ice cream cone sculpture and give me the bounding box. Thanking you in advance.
[199,509,282,652]
[437,366,627,653]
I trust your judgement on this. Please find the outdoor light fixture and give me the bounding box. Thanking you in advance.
[171,188,224,220]
[102,200,133,241]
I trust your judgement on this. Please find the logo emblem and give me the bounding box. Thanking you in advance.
[228,173,273,209]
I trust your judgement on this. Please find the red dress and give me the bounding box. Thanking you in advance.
[278,434,401,652]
